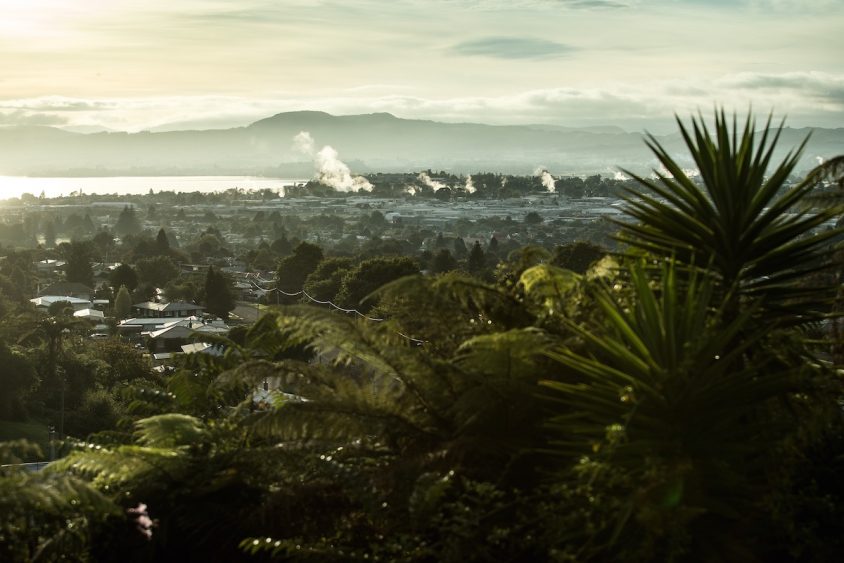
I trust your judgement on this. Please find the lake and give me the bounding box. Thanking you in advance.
[0,176,307,200]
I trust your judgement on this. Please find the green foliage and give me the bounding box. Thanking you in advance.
[277,241,324,292]
[430,248,457,274]
[616,111,842,324]
[65,239,95,288]
[203,266,235,320]
[114,205,142,237]
[0,341,38,420]
[114,285,132,319]
[93,338,155,387]
[467,240,486,275]
[303,257,355,301]
[0,466,120,562]
[67,389,124,437]
[552,241,607,274]
[47,299,74,317]
[135,255,180,288]
[335,256,418,312]
[110,263,138,292]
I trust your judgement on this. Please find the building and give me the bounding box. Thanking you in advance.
[31,295,92,312]
[132,301,205,318]
[38,282,93,301]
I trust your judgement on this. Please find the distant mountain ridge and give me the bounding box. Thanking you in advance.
[0,111,841,177]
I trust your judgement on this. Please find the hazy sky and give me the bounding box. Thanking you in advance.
[0,0,841,132]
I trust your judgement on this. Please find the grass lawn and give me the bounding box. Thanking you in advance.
[0,419,51,458]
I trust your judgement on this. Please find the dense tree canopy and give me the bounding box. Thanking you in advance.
[64,240,94,288]
[276,241,324,293]
[109,263,138,292]
[203,266,235,320]
[114,205,142,237]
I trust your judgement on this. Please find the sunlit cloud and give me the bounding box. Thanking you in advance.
[1,70,842,133]
[450,36,575,59]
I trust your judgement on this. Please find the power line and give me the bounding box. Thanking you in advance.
[246,280,426,344]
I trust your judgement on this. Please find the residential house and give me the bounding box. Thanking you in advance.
[132,301,205,318]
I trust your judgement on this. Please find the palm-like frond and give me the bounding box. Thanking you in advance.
[0,468,118,561]
[218,305,551,487]
[541,260,820,553]
[615,111,842,323]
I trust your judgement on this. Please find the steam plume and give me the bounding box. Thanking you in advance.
[293,131,372,192]
[418,172,445,191]
[534,167,556,192]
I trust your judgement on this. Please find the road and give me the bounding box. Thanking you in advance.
[230,301,265,323]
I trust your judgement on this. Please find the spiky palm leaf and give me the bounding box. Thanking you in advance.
[616,112,842,323]
[541,260,827,557]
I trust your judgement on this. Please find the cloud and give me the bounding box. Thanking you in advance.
[434,0,630,9]
[1,71,842,134]
[0,110,67,126]
[717,72,844,105]
[551,0,629,7]
[450,36,575,59]
[0,96,114,113]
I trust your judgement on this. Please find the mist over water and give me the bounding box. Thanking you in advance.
[0,176,302,200]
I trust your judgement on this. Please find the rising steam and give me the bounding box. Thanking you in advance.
[464,175,476,194]
[418,172,445,191]
[293,131,372,192]
[534,167,556,192]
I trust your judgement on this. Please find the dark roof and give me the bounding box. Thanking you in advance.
[38,282,93,296]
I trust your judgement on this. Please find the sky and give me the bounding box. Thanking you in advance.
[0,0,842,133]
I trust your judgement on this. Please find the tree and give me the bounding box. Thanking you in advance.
[92,230,116,260]
[303,257,355,301]
[468,241,486,275]
[431,248,457,274]
[0,340,37,420]
[335,256,418,312]
[92,338,154,387]
[551,241,606,274]
[164,280,200,303]
[453,236,468,259]
[132,282,157,303]
[114,285,132,319]
[65,240,94,287]
[155,228,170,253]
[114,205,142,237]
[204,266,235,320]
[135,256,180,288]
[276,241,323,293]
[109,263,138,292]
[43,220,56,248]
[524,211,543,225]
[47,300,74,317]
[270,235,293,257]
